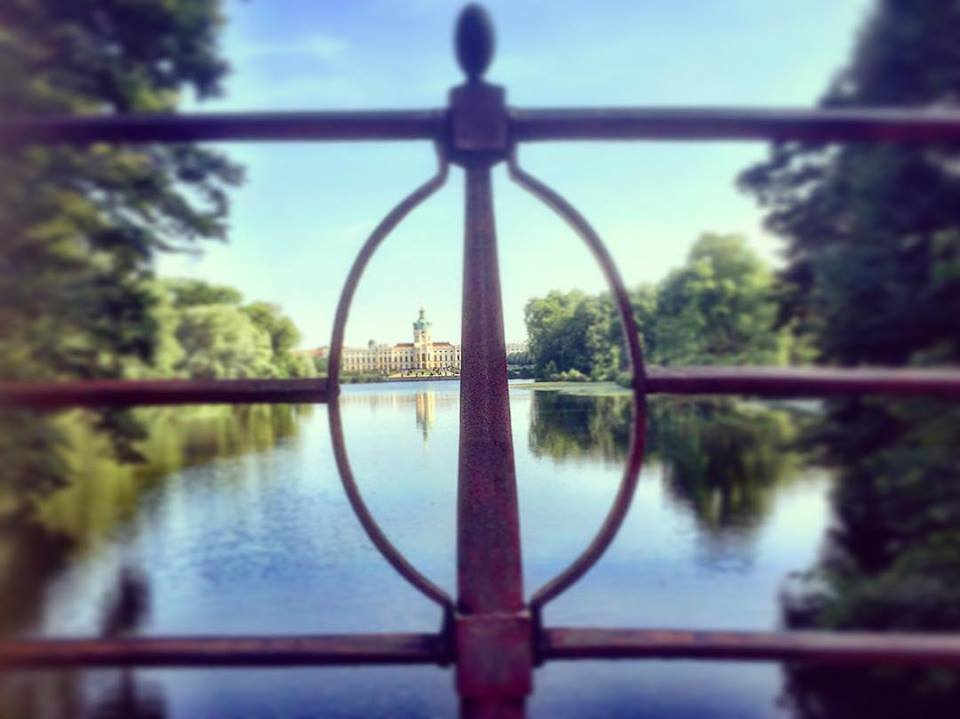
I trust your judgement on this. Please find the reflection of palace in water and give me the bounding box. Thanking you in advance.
[338,389,456,443]
[415,391,436,441]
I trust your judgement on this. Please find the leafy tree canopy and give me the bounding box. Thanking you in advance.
[524,233,788,378]
[0,0,242,381]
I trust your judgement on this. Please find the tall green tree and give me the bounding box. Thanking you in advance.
[524,234,786,379]
[742,2,960,716]
[0,0,241,515]
[150,279,314,380]
[0,0,242,380]
[176,304,273,379]
[242,301,314,378]
[655,233,788,366]
[525,290,597,379]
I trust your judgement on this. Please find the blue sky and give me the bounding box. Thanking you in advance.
[160,0,871,347]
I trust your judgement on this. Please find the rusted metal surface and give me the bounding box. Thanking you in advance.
[511,107,960,143]
[455,173,519,598]
[456,158,531,716]
[507,156,647,622]
[326,152,455,614]
[452,10,532,712]
[7,107,960,149]
[645,366,960,398]
[0,634,445,669]
[0,111,444,146]
[456,614,533,708]
[541,628,960,665]
[5,367,960,412]
[0,378,328,409]
[9,626,960,670]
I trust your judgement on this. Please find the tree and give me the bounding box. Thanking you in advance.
[739,3,960,366]
[525,290,591,377]
[741,2,960,716]
[241,301,312,377]
[152,278,314,380]
[654,234,788,366]
[0,1,242,380]
[175,304,272,379]
[0,0,241,516]
[524,234,786,379]
[165,279,244,310]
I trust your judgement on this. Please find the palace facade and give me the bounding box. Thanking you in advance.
[325,308,462,376]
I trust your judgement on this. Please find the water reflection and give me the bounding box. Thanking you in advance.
[528,391,632,465]
[0,404,308,636]
[338,386,457,444]
[415,391,436,442]
[528,391,805,538]
[779,396,960,719]
[0,384,834,718]
[3,671,169,719]
[650,399,802,537]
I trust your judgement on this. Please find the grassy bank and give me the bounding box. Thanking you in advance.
[511,381,631,397]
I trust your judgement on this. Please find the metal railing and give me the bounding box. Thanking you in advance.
[3,5,960,717]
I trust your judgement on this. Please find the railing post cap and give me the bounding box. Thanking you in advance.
[455,4,495,82]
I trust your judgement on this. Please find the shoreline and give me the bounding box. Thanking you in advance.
[342,375,461,384]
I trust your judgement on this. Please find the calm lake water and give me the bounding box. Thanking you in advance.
[1,380,833,718]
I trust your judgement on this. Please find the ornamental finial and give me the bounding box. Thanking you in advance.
[455,4,495,82]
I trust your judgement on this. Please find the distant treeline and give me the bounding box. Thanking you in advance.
[524,233,795,381]
[146,278,315,380]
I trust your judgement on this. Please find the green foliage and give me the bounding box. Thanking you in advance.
[524,234,787,378]
[525,290,606,378]
[242,301,314,378]
[0,0,243,520]
[655,234,788,365]
[648,398,801,534]
[0,1,242,382]
[527,391,802,536]
[165,278,244,309]
[152,279,314,381]
[741,2,960,715]
[1,403,309,635]
[176,304,272,379]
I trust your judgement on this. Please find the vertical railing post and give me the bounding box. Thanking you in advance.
[448,6,533,718]
[458,162,523,615]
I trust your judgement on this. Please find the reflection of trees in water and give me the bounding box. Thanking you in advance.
[781,397,960,719]
[0,404,310,718]
[3,669,168,719]
[527,391,803,536]
[1,566,167,719]
[528,391,633,466]
[37,403,311,545]
[650,398,801,536]
[0,521,72,635]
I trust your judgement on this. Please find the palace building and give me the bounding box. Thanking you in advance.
[326,308,462,376]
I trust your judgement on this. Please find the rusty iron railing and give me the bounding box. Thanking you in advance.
[3,5,960,717]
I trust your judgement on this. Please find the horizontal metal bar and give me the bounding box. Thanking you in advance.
[0,111,444,146]
[541,628,960,665]
[0,378,329,409]
[4,368,958,410]
[644,366,960,398]
[8,629,960,669]
[6,107,960,147]
[512,107,960,143]
[0,633,446,668]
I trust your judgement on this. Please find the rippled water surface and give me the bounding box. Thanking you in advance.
[1,381,832,718]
